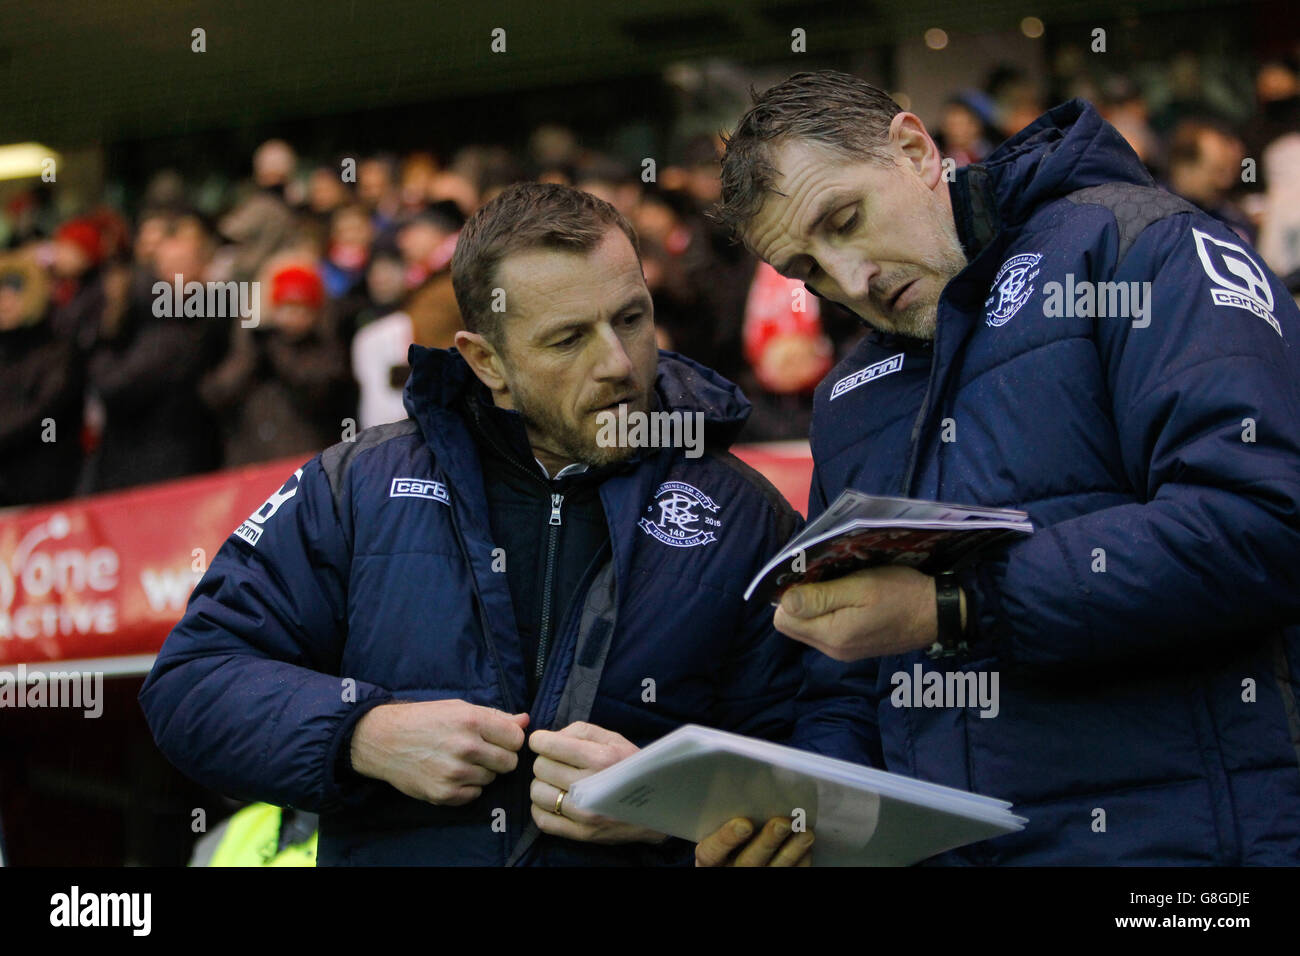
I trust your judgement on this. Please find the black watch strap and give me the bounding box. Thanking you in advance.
[927,570,968,659]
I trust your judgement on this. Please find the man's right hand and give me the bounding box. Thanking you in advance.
[695,816,815,867]
[349,700,530,805]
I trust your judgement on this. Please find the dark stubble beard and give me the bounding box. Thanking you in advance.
[890,189,969,341]
[507,370,643,469]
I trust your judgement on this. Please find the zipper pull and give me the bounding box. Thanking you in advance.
[549,493,563,526]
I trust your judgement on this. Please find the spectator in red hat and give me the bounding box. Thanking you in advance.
[199,260,356,466]
[269,262,326,333]
[54,219,102,270]
[50,217,108,353]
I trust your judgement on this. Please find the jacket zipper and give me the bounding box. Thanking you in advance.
[899,339,938,497]
[535,493,564,683]
[462,403,593,864]
[469,405,575,687]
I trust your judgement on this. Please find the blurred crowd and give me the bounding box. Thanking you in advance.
[4,56,1300,508]
[937,58,1300,261]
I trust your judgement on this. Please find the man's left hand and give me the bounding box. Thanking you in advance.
[774,566,959,661]
[529,721,668,845]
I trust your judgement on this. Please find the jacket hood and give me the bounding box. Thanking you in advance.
[402,345,753,452]
[864,99,1152,352]
[951,98,1153,260]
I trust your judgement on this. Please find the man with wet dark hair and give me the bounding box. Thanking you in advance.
[698,69,1300,866]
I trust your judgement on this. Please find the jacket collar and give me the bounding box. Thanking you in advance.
[871,97,1159,359]
[460,380,629,488]
[949,98,1153,265]
[402,344,754,463]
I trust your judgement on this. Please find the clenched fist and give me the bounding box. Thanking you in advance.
[350,699,529,805]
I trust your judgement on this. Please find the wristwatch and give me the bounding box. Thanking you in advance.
[927,570,968,659]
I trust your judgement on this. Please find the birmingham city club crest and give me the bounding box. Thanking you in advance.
[638,481,721,548]
[985,252,1043,327]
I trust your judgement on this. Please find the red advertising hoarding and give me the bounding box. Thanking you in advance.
[0,444,811,672]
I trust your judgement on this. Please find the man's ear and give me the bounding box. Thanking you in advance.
[891,112,945,189]
[454,329,509,394]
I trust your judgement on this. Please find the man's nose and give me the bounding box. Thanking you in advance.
[593,325,635,381]
[820,248,876,303]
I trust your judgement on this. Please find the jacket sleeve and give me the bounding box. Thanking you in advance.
[138,454,394,812]
[965,214,1300,670]
[707,471,805,742]
[788,462,884,765]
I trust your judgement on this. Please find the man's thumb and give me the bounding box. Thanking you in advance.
[511,712,531,727]
[781,585,813,618]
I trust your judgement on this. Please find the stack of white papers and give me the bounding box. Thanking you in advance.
[567,725,1027,866]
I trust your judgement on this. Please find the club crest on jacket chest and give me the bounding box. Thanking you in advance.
[638,480,721,548]
[985,252,1043,327]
